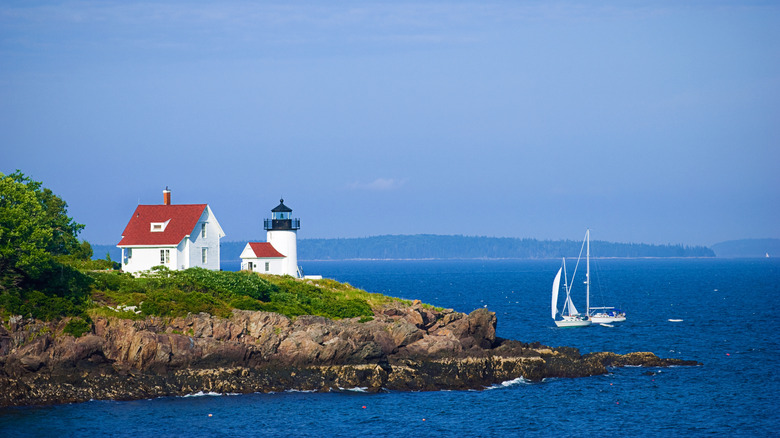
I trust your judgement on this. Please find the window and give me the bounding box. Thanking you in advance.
[265,262,270,272]
[151,219,170,232]
[160,249,170,264]
[202,248,208,264]
[201,223,207,238]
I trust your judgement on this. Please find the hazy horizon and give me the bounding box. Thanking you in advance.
[89,232,777,248]
[3,1,778,247]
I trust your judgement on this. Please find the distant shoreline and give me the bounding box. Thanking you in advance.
[298,256,724,261]
[92,236,780,263]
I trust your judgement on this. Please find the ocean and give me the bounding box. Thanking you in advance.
[2,258,779,436]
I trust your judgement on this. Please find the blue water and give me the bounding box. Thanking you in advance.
[2,259,779,436]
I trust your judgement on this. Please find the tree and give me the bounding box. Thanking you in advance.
[0,171,91,319]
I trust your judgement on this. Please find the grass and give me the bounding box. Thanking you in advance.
[84,267,403,321]
[3,265,415,325]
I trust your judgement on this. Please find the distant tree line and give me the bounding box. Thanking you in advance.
[297,234,715,259]
[216,234,715,262]
[710,238,780,258]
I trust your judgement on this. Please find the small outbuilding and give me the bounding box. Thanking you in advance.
[240,242,286,274]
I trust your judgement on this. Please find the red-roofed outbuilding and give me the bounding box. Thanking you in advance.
[240,242,287,273]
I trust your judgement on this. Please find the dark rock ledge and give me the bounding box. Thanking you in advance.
[0,305,700,407]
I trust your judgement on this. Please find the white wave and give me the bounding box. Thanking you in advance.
[337,387,369,392]
[485,376,531,390]
[285,389,317,393]
[183,391,223,397]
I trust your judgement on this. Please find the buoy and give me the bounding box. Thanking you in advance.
[362,406,366,409]
[726,353,730,356]
[208,414,213,417]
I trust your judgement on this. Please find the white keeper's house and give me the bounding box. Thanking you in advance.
[117,188,225,275]
[240,199,301,277]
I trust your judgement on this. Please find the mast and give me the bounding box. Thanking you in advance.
[586,229,590,315]
[562,257,569,316]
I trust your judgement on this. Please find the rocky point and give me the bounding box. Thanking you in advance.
[0,303,700,407]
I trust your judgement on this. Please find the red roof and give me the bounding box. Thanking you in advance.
[117,204,207,246]
[247,242,286,258]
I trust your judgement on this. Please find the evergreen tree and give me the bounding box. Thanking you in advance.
[0,171,91,319]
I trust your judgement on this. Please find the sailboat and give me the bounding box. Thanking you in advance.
[583,229,627,324]
[552,257,591,327]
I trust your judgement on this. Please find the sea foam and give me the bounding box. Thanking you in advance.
[182,391,238,397]
[486,376,531,390]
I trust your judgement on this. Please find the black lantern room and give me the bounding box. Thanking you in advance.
[264,198,300,231]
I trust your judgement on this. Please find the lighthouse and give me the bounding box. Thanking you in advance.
[264,198,300,277]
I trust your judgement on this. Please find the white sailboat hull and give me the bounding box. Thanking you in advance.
[589,306,626,323]
[590,314,627,324]
[555,317,592,328]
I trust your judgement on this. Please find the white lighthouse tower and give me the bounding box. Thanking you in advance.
[264,199,300,277]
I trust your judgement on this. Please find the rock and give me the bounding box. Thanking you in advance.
[401,331,462,357]
[382,308,404,317]
[439,308,496,349]
[51,335,106,367]
[19,355,44,372]
[386,319,424,348]
[0,324,11,356]
[0,305,701,407]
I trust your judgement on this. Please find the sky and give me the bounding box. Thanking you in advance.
[1,1,779,247]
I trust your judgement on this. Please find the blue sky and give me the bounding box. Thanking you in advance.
[2,1,778,246]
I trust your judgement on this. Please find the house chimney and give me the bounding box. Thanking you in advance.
[163,187,171,205]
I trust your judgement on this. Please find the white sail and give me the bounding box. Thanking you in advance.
[566,296,579,316]
[551,267,561,319]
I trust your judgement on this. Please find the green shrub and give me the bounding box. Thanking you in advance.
[140,289,229,318]
[86,267,383,321]
[257,276,374,319]
[0,288,88,320]
[163,268,275,301]
[63,317,92,337]
[88,271,128,291]
[229,295,264,311]
[87,268,277,318]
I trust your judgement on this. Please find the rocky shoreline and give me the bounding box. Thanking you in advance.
[0,304,700,407]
